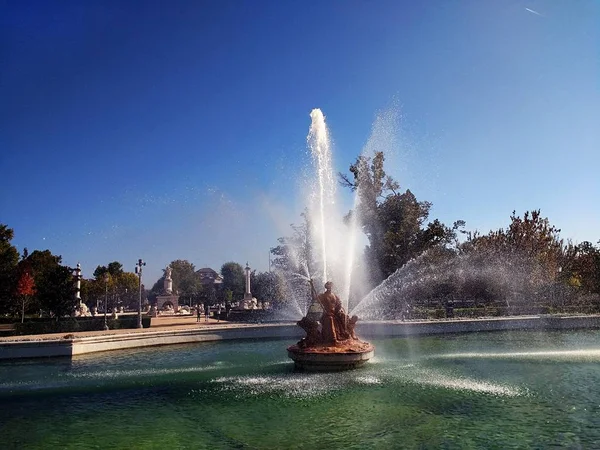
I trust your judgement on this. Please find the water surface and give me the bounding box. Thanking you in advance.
[1,330,600,449]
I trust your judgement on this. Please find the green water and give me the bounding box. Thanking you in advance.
[2,330,600,449]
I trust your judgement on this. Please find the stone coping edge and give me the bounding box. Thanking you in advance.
[1,315,600,360]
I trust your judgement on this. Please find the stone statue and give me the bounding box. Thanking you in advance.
[297,280,355,347]
[315,281,351,343]
[288,279,374,370]
[296,316,321,348]
[347,314,359,340]
[164,265,173,294]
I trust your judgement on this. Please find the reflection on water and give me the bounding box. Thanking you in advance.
[1,330,600,449]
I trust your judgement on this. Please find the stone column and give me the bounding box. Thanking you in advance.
[245,263,251,298]
[75,262,82,307]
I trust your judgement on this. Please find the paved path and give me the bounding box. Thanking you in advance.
[0,315,253,342]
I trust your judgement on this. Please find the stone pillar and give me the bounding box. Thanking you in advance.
[244,263,251,299]
[74,262,82,307]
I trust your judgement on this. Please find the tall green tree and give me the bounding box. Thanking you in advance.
[93,261,123,279]
[36,264,76,318]
[150,260,203,303]
[462,210,563,284]
[169,260,203,305]
[25,250,62,281]
[340,151,461,284]
[22,250,68,315]
[85,263,140,311]
[251,271,286,307]
[220,262,245,300]
[270,211,314,276]
[562,240,600,295]
[0,224,19,314]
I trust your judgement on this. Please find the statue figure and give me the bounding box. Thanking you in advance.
[289,279,373,371]
[312,280,352,344]
[164,265,173,294]
[296,316,321,348]
[347,315,359,340]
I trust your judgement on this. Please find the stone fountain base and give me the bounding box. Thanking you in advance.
[287,340,374,371]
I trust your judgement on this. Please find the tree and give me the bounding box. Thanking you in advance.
[169,260,202,305]
[85,263,140,311]
[116,272,140,310]
[269,214,316,312]
[21,250,66,315]
[270,211,314,276]
[107,261,124,277]
[340,151,460,284]
[36,264,76,318]
[15,268,35,323]
[149,260,203,305]
[562,241,600,295]
[251,271,286,307]
[220,262,245,300]
[25,250,62,282]
[0,224,19,315]
[463,210,563,283]
[457,210,565,308]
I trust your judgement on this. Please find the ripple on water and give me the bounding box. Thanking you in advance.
[65,363,232,379]
[430,348,600,362]
[208,359,522,399]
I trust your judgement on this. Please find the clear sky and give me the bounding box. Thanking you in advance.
[1,0,598,284]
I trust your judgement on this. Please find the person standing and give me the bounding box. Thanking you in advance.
[217,303,222,323]
[196,305,201,322]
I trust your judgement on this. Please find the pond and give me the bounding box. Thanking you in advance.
[1,330,600,449]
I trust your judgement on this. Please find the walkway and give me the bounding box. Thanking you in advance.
[0,315,251,342]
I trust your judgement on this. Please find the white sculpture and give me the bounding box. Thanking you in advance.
[164,265,173,294]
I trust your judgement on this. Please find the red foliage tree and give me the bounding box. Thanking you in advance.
[15,269,35,323]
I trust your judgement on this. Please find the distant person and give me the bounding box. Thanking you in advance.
[204,303,209,322]
[196,306,201,323]
[217,303,222,323]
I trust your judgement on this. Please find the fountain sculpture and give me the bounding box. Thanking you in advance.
[287,280,374,371]
[282,108,374,370]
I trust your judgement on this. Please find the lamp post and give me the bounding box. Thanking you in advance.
[135,259,146,328]
[103,272,109,331]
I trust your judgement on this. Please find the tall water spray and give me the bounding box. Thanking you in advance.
[307,109,336,284]
[277,107,398,318]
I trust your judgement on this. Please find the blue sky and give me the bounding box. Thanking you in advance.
[1,0,598,284]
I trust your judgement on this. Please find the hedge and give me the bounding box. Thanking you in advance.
[13,316,151,336]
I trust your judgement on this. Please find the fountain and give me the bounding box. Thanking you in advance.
[283,109,374,370]
[287,280,374,371]
[4,331,600,448]
[3,109,600,448]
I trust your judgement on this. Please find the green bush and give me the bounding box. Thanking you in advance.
[433,309,446,319]
[13,316,151,336]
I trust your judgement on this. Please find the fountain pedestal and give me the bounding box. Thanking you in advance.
[287,340,374,371]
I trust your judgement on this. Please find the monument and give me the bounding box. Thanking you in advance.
[287,280,374,371]
[155,265,180,314]
[241,263,258,309]
[73,263,91,317]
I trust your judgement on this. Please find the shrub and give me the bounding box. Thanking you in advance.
[13,316,151,335]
